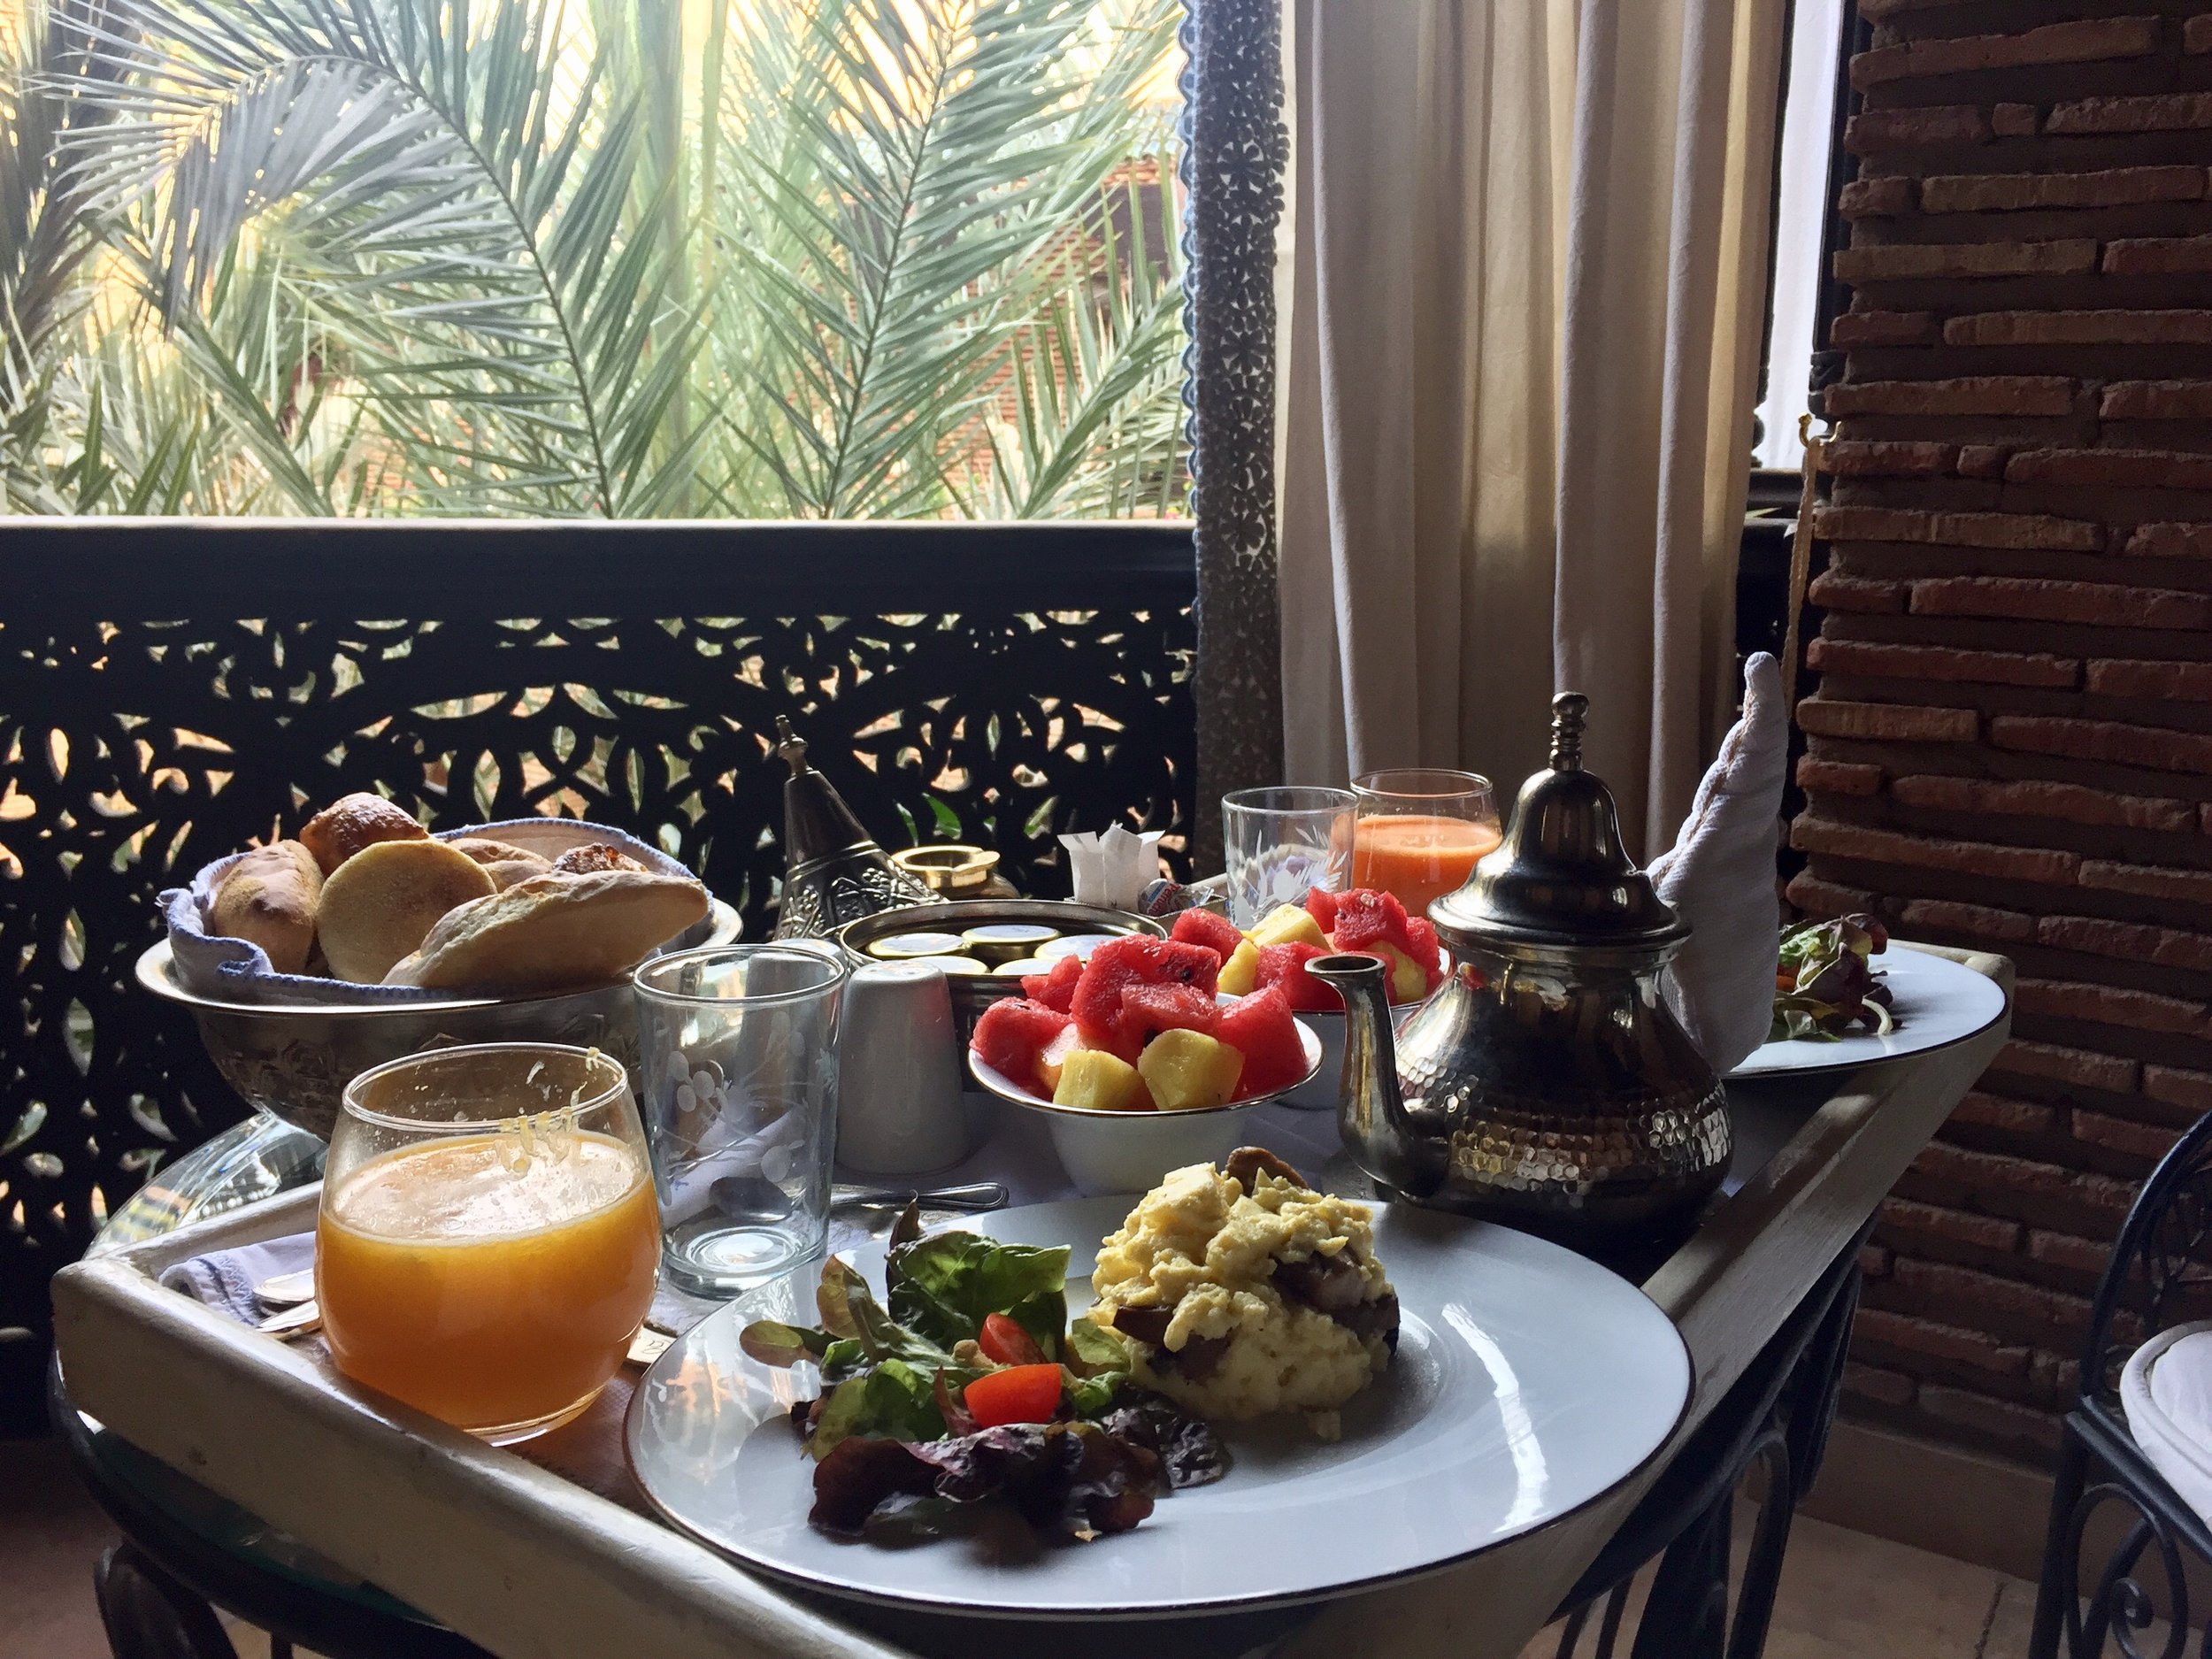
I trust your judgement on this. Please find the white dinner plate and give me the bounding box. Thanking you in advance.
[624,1194,1690,1619]
[1728,945,2008,1079]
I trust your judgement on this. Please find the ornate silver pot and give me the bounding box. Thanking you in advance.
[1309,694,1731,1251]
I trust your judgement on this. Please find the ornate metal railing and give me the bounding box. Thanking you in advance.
[0,518,1197,1422]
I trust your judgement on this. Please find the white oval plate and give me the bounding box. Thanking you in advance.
[624,1195,1690,1620]
[1729,946,2008,1079]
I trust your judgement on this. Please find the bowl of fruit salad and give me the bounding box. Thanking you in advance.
[1165,889,1450,1110]
[967,935,1324,1195]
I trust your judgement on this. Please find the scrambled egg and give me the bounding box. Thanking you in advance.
[1089,1160,1395,1435]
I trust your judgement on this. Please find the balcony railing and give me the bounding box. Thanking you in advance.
[0,518,1197,1420]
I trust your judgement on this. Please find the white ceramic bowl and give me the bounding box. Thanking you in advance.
[966,1020,1325,1195]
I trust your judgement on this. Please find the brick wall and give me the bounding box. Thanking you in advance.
[1793,0,2212,1460]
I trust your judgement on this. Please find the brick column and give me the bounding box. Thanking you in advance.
[1794,0,2212,1458]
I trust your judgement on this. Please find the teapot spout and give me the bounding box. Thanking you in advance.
[1307,953,1450,1199]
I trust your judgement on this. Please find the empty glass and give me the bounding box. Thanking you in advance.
[632,943,846,1297]
[1220,786,1356,928]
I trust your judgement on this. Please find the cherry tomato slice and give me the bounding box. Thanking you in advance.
[961,1363,1064,1429]
[978,1312,1047,1367]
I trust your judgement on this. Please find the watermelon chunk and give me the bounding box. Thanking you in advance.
[1020,953,1085,1013]
[1071,936,1224,1059]
[970,997,1073,1094]
[1119,981,1220,1050]
[1169,907,1244,960]
[1303,887,1340,933]
[1217,987,1308,1099]
[1404,916,1446,995]
[1330,888,1412,955]
[1254,941,1340,1013]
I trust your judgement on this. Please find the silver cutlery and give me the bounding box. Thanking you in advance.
[257,1300,322,1340]
[254,1269,317,1309]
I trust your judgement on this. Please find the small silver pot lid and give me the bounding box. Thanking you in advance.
[1429,692,1688,951]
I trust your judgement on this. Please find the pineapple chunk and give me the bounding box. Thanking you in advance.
[1217,938,1262,996]
[1038,1025,1083,1093]
[1249,903,1328,950]
[1137,1028,1244,1110]
[1054,1048,1148,1111]
[1381,943,1431,1003]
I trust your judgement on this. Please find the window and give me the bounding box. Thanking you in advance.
[1753,0,1845,472]
[2,0,1189,518]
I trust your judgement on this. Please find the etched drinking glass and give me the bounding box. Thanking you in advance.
[1220,786,1357,929]
[632,942,846,1297]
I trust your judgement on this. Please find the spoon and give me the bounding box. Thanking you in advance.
[707,1177,1010,1224]
[255,1269,317,1309]
[257,1301,322,1340]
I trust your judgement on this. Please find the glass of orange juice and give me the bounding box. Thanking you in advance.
[317,1042,659,1445]
[1351,769,1504,919]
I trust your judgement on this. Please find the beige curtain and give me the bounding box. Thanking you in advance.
[1278,0,1786,856]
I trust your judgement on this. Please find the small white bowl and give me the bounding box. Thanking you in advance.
[966,1020,1325,1195]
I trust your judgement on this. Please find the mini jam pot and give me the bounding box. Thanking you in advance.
[1034,933,1121,963]
[865,932,968,961]
[904,955,988,976]
[992,958,1056,978]
[959,923,1060,964]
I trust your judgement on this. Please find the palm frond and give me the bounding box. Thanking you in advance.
[59,0,699,514]
[4,0,1188,520]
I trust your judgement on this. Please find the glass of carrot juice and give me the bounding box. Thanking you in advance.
[317,1042,660,1445]
[1351,769,1504,919]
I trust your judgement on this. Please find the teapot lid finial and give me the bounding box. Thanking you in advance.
[1429,690,1686,952]
[1549,693,1587,772]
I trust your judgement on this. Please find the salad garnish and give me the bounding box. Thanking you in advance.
[1770,913,1895,1042]
[740,1206,1228,1544]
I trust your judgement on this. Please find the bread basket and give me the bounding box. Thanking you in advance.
[137,898,741,1139]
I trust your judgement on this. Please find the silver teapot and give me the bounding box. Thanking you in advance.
[1308,693,1731,1250]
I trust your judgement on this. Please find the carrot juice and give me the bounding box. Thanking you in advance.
[317,1130,659,1440]
[1352,814,1504,917]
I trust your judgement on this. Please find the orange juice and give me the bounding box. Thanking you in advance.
[318,1130,658,1437]
[1353,815,1504,917]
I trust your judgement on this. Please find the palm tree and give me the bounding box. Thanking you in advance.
[2,0,1188,518]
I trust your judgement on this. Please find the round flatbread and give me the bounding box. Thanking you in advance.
[384,870,710,993]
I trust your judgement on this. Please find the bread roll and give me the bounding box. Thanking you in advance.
[301,793,428,875]
[550,842,646,876]
[482,858,553,892]
[384,870,710,993]
[210,841,323,974]
[317,839,495,983]
[448,837,549,870]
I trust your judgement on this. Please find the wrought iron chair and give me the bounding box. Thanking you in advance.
[2031,1110,2212,1659]
[1546,1223,1870,1659]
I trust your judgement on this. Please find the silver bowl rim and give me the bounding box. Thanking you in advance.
[833,897,1164,964]
[136,896,742,1019]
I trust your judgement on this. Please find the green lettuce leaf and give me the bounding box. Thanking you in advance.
[886,1231,1072,1358]
[1064,1315,1131,1376]
[809,1358,947,1457]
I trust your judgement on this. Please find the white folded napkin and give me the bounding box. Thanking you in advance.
[1059,825,1165,909]
[1644,652,1787,1077]
[159,1232,316,1324]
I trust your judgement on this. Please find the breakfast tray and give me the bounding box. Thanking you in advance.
[52,943,2014,1659]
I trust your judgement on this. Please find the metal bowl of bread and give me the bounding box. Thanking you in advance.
[142,795,738,1138]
